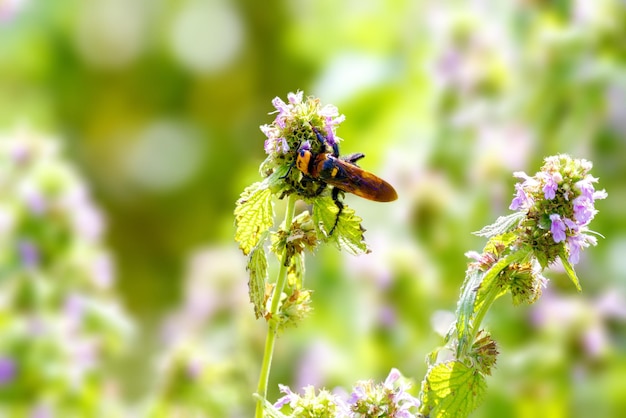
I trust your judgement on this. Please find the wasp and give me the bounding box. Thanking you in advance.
[294,125,397,234]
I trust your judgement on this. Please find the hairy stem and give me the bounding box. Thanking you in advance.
[459,249,528,359]
[255,194,297,418]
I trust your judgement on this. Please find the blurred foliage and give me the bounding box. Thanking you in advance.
[0,0,625,417]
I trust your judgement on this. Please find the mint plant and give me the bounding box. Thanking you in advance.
[0,129,133,416]
[236,93,607,417]
[235,91,373,417]
[420,155,606,417]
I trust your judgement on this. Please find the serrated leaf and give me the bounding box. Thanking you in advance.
[483,232,517,256]
[420,361,486,418]
[473,212,525,238]
[559,249,582,292]
[455,267,483,354]
[235,182,274,255]
[312,196,369,255]
[248,243,268,319]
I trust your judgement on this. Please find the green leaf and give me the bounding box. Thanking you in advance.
[312,196,369,255]
[560,249,582,292]
[420,361,486,418]
[455,267,483,355]
[456,247,530,356]
[247,242,269,319]
[235,182,274,255]
[473,212,525,238]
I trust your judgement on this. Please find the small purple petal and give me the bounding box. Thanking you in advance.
[565,233,596,265]
[510,183,531,210]
[299,140,311,151]
[287,91,303,104]
[384,368,401,387]
[572,196,595,225]
[550,214,567,243]
[575,178,596,200]
[260,124,273,139]
[566,235,582,264]
[348,385,367,404]
[593,189,608,200]
[272,96,288,114]
[274,384,297,409]
[319,104,339,118]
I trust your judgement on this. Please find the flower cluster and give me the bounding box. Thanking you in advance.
[272,369,420,418]
[258,91,345,198]
[0,128,132,416]
[261,90,344,159]
[510,154,606,266]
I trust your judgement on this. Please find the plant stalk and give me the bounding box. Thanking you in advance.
[461,249,528,359]
[255,194,297,418]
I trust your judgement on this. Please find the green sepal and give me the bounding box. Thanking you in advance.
[420,361,486,418]
[247,238,269,319]
[560,249,582,292]
[234,182,274,255]
[312,195,369,255]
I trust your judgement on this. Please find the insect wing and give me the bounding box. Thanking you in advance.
[320,157,397,202]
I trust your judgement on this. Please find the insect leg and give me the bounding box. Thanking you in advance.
[329,187,344,235]
[341,152,365,166]
[310,124,340,157]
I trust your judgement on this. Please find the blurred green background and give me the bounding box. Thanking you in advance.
[1,0,625,416]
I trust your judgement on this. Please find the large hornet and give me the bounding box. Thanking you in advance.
[294,124,397,234]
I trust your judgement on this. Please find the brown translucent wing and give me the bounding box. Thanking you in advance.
[319,157,398,202]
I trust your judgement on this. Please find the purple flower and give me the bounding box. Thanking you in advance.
[349,368,419,417]
[274,384,298,409]
[550,214,567,243]
[510,183,530,210]
[287,91,303,104]
[542,172,562,200]
[572,196,595,225]
[0,357,16,384]
[566,232,597,265]
[575,176,598,200]
[271,96,289,114]
[509,171,537,210]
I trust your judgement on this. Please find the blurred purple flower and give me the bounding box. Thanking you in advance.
[64,293,86,332]
[0,357,16,384]
[30,404,53,418]
[21,186,47,215]
[18,240,39,269]
[0,0,26,23]
[91,252,115,288]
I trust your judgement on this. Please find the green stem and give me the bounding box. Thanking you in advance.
[255,194,297,418]
[460,249,528,359]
